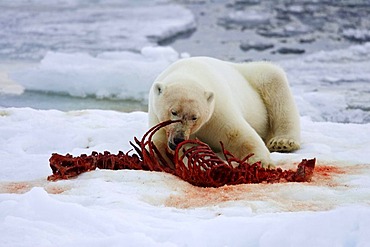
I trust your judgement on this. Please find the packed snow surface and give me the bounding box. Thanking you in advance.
[0,108,369,247]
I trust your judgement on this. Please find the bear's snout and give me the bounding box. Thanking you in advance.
[168,133,186,151]
[168,141,177,151]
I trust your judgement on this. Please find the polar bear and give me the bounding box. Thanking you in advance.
[148,57,300,167]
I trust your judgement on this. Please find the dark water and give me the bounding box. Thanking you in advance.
[0,90,147,112]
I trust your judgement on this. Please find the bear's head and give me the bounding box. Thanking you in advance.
[152,81,215,151]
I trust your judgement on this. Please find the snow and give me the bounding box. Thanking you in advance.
[0,1,369,244]
[1,42,370,247]
[0,107,370,246]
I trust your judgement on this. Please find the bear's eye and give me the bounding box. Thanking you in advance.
[191,116,198,121]
[171,110,178,117]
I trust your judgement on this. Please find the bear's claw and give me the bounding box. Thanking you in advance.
[267,137,300,152]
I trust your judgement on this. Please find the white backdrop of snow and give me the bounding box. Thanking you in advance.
[0,107,370,247]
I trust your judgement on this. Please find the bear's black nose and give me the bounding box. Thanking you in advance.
[173,137,185,145]
[168,137,185,151]
[168,142,177,151]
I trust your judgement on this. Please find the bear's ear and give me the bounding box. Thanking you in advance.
[153,82,165,95]
[205,91,214,103]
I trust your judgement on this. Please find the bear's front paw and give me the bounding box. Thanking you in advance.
[248,155,275,169]
[261,159,275,169]
[267,136,300,153]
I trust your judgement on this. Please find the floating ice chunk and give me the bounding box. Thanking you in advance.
[228,10,271,24]
[302,42,370,63]
[10,47,182,101]
[342,29,370,43]
[240,40,274,51]
[219,9,272,28]
[286,5,305,14]
[257,19,313,37]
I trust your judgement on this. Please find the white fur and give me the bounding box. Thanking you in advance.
[148,57,300,167]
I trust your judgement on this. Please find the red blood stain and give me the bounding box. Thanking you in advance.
[1,182,31,194]
[165,163,358,211]
[0,181,69,194]
[315,165,346,177]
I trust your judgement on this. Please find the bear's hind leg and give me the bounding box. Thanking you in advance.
[235,62,301,152]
